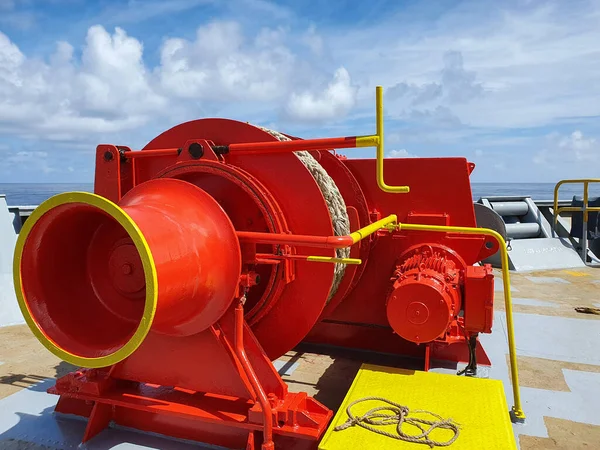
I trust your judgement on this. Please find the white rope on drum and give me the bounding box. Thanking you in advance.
[252,125,351,301]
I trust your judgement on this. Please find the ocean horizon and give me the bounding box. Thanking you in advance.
[2,182,600,206]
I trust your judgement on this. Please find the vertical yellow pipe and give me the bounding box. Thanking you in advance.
[375,86,410,194]
[552,181,562,236]
[584,181,589,223]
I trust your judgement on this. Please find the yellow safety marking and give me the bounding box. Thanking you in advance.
[319,364,518,449]
[306,256,362,265]
[349,214,397,244]
[564,270,591,277]
[13,191,158,369]
[355,135,379,147]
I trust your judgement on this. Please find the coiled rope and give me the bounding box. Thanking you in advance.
[334,397,460,448]
[252,125,351,301]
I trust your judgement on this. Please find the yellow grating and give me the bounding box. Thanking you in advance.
[319,364,517,450]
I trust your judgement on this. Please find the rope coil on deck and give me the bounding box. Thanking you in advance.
[334,396,460,448]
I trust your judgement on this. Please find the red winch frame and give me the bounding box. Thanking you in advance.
[13,87,505,450]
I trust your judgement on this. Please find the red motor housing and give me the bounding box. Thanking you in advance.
[387,244,464,344]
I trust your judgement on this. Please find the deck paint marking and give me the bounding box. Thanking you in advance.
[525,276,571,285]
[564,270,591,277]
[516,371,600,438]
[509,312,600,365]
[478,311,600,441]
[511,298,559,308]
[494,278,519,292]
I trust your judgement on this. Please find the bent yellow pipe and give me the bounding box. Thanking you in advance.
[349,214,398,244]
[355,86,410,194]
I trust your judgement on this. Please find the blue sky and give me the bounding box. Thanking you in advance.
[0,0,599,183]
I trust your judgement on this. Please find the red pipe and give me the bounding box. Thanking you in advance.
[236,231,353,248]
[234,299,274,450]
[227,136,359,155]
[122,148,180,158]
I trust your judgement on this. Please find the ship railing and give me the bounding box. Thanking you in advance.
[552,179,600,267]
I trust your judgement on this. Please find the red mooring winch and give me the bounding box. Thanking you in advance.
[13,87,499,450]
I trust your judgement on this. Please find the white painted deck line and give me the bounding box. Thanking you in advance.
[525,276,571,284]
[511,297,559,308]
[495,278,519,292]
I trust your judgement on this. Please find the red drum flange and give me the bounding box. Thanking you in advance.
[143,119,336,359]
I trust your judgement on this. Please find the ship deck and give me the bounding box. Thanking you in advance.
[0,267,599,449]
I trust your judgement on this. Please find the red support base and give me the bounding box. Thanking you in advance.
[46,303,332,450]
[49,371,331,450]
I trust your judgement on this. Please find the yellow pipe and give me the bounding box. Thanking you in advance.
[355,87,410,194]
[349,214,397,244]
[584,182,590,223]
[306,256,362,265]
[556,206,600,214]
[396,222,526,421]
[307,214,398,262]
[376,87,410,194]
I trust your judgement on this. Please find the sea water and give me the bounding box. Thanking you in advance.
[1,182,600,206]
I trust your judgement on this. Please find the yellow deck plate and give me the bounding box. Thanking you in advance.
[319,364,517,450]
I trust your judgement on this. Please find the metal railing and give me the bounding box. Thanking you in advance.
[553,179,600,267]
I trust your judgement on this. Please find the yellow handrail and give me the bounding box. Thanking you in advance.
[553,178,600,230]
[349,214,398,243]
[307,214,398,261]
[392,222,526,421]
[356,87,410,194]
[553,179,600,266]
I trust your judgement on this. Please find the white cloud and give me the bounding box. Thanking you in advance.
[387,149,416,158]
[534,130,598,166]
[158,21,296,102]
[329,1,600,129]
[3,150,56,174]
[285,67,357,121]
[388,51,482,108]
[100,0,214,25]
[0,26,164,141]
[302,24,323,56]
[0,20,354,147]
